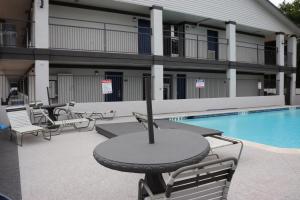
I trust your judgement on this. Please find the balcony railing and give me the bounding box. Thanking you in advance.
[0,18,34,48]
[163,31,228,61]
[236,40,276,65]
[49,17,152,55]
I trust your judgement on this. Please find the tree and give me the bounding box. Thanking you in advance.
[279,0,300,88]
[279,0,300,25]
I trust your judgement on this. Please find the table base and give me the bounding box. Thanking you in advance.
[139,173,166,200]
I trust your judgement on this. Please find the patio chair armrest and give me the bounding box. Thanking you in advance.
[209,135,244,162]
[133,112,160,129]
[138,179,155,198]
[210,135,242,144]
[91,112,104,119]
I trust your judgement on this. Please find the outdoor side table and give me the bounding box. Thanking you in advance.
[93,129,210,199]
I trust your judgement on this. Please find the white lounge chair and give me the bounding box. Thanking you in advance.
[55,101,116,130]
[6,106,51,146]
[40,109,93,134]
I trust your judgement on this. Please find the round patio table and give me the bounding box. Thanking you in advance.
[41,103,66,121]
[93,129,210,199]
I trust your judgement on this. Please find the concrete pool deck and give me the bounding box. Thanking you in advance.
[1,105,300,200]
[1,129,298,200]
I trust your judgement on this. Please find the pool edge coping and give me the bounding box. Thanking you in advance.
[168,106,300,120]
[244,140,300,154]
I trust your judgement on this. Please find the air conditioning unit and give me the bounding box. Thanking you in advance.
[207,50,216,60]
[0,23,17,47]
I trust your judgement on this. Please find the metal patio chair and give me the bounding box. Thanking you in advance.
[54,101,99,130]
[139,157,237,200]
[29,101,46,125]
[6,106,51,146]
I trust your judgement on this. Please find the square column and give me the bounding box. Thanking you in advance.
[150,5,164,100]
[276,72,284,96]
[288,35,297,104]
[276,32,285,96]
[35,60,49,104]
[33,0,49,48]
[150,5,163,56]
[33,0,49,104]
[226,21,237,97]
[151,65,164,100]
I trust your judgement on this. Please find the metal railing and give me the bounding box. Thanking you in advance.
[236,41,276,65]
[49,17,152,54]
[0,73,278,105]
[176,76,228,98]
[0,74,35,105]
[0,18,35,48]
[45,74,231,104]
[236,77,277,97]
[163,31,228,61]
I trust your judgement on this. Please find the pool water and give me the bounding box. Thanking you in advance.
[179,109,300,148]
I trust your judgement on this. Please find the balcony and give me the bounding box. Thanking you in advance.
[1,17,293,68]
[49,17,151,55]
[236,40,276,65]
[163,30,228,61]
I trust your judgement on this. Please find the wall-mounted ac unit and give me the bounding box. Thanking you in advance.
[207,50,216,60]
[0,23,17,47]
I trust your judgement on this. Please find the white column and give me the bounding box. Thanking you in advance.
[150,5,164,100]
[226,21,237,97]
[35,61,49,104]
[151,65,164,100]
[33,0,49,48]
[288,35,297,104]
[276,32,285,96]
[33,0,49,104]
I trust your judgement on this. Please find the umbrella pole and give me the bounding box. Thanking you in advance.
[145,76,155,144]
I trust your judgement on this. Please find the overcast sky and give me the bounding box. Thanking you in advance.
[269,0,294,6]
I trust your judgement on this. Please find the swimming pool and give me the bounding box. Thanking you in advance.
[178,108,300,148]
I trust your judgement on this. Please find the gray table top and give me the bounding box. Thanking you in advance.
[93,129,210,173]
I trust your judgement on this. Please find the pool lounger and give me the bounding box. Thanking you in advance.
[6,106,51,146]
[132,112,243,162]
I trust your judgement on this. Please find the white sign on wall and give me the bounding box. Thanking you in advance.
[196,79,205,88]
[258,82,262,90]
[101,79,112,94]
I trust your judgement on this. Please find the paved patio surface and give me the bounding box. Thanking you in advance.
[2,129,297,200]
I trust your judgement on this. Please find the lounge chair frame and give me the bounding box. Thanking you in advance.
[6,106,51,146]
[132,112,243,162]
[40,109,93,134]
[139,157,237,200]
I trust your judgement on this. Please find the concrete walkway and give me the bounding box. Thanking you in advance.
[15,129,300,200]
